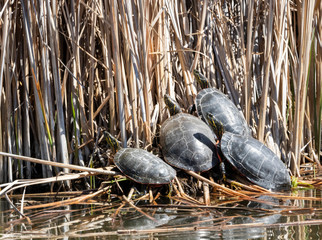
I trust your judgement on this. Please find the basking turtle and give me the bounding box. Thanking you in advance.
[205,113,291,190]
[160,94,219,172]
[193,70,251,136]
[105,131,176,185]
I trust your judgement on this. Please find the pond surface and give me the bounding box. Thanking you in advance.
[0,189,321,239]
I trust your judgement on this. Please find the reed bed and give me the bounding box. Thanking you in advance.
[0,0,321,185]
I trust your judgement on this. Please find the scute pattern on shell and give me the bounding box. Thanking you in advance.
[196,88,251,136]
[114,148,176,184]
[221,132,291,190]
[160,113,219,172]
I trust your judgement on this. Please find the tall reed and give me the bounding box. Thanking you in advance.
[0,0,321,184]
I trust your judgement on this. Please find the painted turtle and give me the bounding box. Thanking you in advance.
[205,113,291,190]
[104,132,176,185]
[160,94,220,172]
[193,70,251,136]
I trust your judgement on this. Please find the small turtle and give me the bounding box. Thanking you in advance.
[160,94,220,172]
[193,70,251,136]
[205,113,291,190]
[105,131,176,185]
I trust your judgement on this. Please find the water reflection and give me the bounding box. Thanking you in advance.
[0,189,321,239]
[122,213,175,230]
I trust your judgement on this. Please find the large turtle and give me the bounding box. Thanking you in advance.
[205,113,291,190]
[193,70,251,136]
[105,131,176,185]
[160,94,220,172]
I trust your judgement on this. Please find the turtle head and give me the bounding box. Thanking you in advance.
[193,69,209,89]
[104,131,120,153]
[164,94,182,116]
[205,113,224,141]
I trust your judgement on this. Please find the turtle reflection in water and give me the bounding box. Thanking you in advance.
[104,131,176,185]
[205,113,291,190]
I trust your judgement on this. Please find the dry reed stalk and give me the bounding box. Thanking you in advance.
[243,0,255,124]
[22,32,32,180]
[267,0,289,158]
[122,194,156,221]
[88,0,97,139]
[203,182,210,205]
[111,0,126,147]
[18,187,108,210]
[22,1,54,178]
[191,0,208,72]
[139,0,153,144]
[119,1,139,145]
[257,0,274,142]
[0,0,321,188]
[46,0,70,172]
[0,3,8,111]
[313,1,322,164]
[165,0,195,105]
[2,4,11,182]
[210,2,240,106]
[291,1,316,175]
[0,151,118,177]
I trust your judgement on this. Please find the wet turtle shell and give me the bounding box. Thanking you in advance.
[160,113,219,172]
[196,88,251,136]
[221,132,291,190]
[114,148,176,185]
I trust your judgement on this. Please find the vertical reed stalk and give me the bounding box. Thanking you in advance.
[291,1,316,175]
[111,0,127,146]
[0,0,320,184]
[243,0,254,124]
[258,0,274,142]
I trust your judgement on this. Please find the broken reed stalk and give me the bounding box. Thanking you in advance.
[18,187,108,211]
[122,194,156,221]
[226,179,271,193]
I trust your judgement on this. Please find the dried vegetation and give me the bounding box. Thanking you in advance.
[0,1,321,194]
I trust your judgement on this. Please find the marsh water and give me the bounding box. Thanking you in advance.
[0,189,321,239]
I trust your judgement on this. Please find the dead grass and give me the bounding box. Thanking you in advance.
[0,0,321,184]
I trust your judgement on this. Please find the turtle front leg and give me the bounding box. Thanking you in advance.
[215,140,226,182]
[220,162,226,182]
[188,103,196,115]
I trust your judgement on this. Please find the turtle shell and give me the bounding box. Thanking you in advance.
[221,132,291,190]
[114,148,176,185]
[196,88,251,136]
[160,113,219,172]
